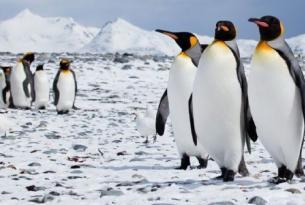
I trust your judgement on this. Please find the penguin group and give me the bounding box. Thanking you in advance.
[155,15,305,183]
[0,53,78,114]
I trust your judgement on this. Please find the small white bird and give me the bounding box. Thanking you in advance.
[135,105,156,143]
[0,115,13,136]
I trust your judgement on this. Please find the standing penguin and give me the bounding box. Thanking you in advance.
[0,66,12,108]
[248,16,305,183]
[10,52,35,109]
[155,29,209,169]
[53,59,77,114]
[34,64,49,109]
[191,21,257,181]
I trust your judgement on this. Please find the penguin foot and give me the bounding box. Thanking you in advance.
[238,156,249,177]
[268,177,287,184]
[38,106,46,110]
[57,110,69,115]
[223,169,235,182]
[295,168,304,177]
[214,167,227,180]
[153,135,157,143]
[143,136,149,144]
[175,154,190,170]
[196,157,208,169]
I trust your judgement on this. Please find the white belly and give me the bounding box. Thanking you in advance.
[248,45,304,171]
[57,72,75,111]
[168,55,208,158]
[11,62,31,108]
[34,71,49,108]
[193,41,242,170]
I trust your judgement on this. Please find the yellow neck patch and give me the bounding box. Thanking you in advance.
[178,52,190,58]
[61,69,71,74]
[256,41,273,53]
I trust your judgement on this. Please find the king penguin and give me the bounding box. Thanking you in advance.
[10,52,35,109]
[0,66,12,108]
[53,59,77,115]
[34,64,49,110]
[191,21,257,181]
[248,16,305,183]
[155,29,209,169]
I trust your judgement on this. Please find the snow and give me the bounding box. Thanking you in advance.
[0,52,305,204]
[83,18,180,55]
[0,9,99,53]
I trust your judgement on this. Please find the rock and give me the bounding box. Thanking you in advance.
[71,165,81,169]
[29,194,54,204]
[45,133,61,139]
[1,191,11,195]
[28,162,41,167]
[49,191,60,196]
[208,202,235,205]
[72,144,87,152]
[100,190,124,197]
[248,196,267,205]
[121,65,132,70]
[26,185,46,192]
[285,188,301,194]
[117,151,127,156]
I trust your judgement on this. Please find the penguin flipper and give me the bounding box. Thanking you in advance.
[22,78,30,98]
[156,89,169,136]
[227,44,258,145]
[188,94,197,145]
[53,71,60,106]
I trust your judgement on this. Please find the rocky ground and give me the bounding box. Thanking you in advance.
[0,53,305,205]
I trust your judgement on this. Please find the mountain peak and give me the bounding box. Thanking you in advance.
[15,9,38,18]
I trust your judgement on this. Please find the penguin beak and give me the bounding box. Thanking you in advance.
[155,29,178,40]
[248,18,269,28]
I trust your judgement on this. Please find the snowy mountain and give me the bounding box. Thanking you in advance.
[0,9,305,56]
[83,18,181,55]
[0,9,99,53]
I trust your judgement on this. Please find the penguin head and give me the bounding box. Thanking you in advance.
[248,16,283,41]
[60,59,71,70]
[155,29,199,52]
[22,52,35,64]
[214,21,236,41]
[36,64,44,71]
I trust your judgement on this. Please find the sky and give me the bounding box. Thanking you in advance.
[0,0,304,39]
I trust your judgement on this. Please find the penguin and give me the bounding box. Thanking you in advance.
[53,59,77,114]
[0,66,12,108]
[248,15,305,183]
[191,21,257,181]
[10,52,35,109]
[155,29,209,169]
[34,64,49,110]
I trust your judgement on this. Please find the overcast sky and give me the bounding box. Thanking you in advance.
[0,0,304,39]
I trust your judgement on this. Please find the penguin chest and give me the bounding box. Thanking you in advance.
[34,71,49,105]
[57,72,75,110]
[167,56,202,155]
[11,63,31,106]
[193,42,242,164]
[248,47,304,169]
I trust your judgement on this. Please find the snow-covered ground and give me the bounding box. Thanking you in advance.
[0,53,305,205]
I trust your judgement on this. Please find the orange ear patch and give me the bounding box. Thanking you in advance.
[190,36,198,47]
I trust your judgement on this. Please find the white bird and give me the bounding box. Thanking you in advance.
[135,105,156,143]
[0,115,13,136]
